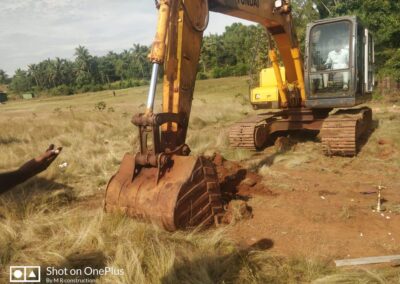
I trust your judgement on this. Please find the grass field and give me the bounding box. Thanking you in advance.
[1,77,400,283]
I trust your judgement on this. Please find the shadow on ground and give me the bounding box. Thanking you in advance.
[358,119,379,152]
[220,168,248,202]
[0,137,27,145]
[40,251,107,282]
[18,177,74,191]
[161,238,274,284]
[0,177,76,214]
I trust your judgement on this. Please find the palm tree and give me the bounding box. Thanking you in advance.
[10,69,31,93]
[28,63,46,89]
[28,64,38,87]
[74,46,91,72]
[52,57,64,86]
[131,44,150,79]
[74,46,92,86]
[37,61,50,88]
[0,69,9,84]
[59,59,75,86]
[43,58,57,88]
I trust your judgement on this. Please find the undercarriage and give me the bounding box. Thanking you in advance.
[229,107,372,156]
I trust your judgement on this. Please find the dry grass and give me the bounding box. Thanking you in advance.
[0,188,340,283]
[1,78,400,283]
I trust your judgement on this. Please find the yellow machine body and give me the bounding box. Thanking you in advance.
[251,67,286,109]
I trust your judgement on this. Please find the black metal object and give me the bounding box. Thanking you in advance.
[305,95,371,109]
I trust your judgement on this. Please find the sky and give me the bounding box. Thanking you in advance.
[0,0,251,76]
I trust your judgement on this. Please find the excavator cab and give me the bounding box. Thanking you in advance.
[246,16,374,112]
[305,16,374,108]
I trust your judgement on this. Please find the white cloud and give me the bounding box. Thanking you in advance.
[0,0,251,75]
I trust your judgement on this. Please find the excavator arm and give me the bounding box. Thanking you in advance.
[156,0,306,153]
[105,0,307,231]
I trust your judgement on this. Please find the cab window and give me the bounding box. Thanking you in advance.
[309,21,352,96]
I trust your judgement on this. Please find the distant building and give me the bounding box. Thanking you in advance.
[22,93,34,100]
[0,92,7,103]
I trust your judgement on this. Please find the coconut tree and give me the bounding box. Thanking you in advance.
[10,69,31,93]
[74,45,93,86]
[131,44,150,79]
[0,69,9,84]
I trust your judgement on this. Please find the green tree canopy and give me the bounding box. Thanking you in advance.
[5,3,400,96]
[0,69,10,84]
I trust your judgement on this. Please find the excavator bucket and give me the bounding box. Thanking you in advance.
[103,0,225,231]
[105,153,223,231]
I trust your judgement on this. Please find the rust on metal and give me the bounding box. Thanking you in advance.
[229,112,278,150]
[320,107,372,156]
[105,108,223,231]
[229,107,371,157]
[105,154,224,231]
[229,108,330,151]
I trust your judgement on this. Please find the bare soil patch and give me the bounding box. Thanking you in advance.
[212,146,400,261]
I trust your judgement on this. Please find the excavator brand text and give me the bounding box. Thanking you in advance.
[236,0,259,8]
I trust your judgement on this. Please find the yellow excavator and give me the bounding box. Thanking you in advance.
[105,0,374,231]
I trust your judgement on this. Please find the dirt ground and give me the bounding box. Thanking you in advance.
[213,108,400,262]
[217,155,400,258]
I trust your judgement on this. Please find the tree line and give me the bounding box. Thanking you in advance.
[0,44,152,96]
[0,23,269,96]
[0,0,399,96]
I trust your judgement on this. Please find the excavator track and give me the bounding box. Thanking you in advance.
[229,121,260,151]
[229,114,277,151]
[320,107,372,157]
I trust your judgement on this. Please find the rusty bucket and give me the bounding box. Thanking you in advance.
[105,153,223,231]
